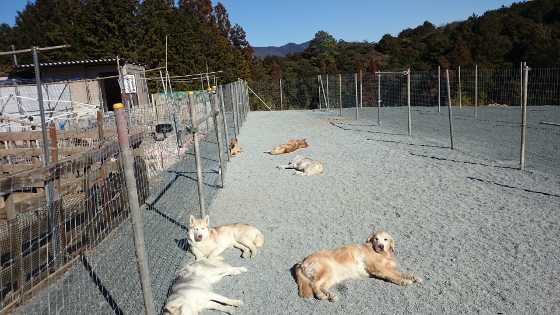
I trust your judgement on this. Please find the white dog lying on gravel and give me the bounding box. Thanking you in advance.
[277,155,324,176]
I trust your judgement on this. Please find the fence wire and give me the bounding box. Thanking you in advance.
[0,78,247,314]
[0,65,558,314]
[249,67,559,177]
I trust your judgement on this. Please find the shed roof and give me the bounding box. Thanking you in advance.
[10,58,146,69]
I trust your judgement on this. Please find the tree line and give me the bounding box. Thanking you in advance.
[1,0,559,86]
[256,0,560,81]
[0,0,254,85]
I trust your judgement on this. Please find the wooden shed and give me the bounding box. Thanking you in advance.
[7,58,149,112]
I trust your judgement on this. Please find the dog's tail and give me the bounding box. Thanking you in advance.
[255,231,265,247]
[295,263,313,298]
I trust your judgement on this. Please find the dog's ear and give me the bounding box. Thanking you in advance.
[189,215,195,225]
[204,215,210,225]
[366,231,378,244]
[366,232,374,244]
[389,237,395,253]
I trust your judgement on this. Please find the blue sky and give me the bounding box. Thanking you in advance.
[1,0,521,47]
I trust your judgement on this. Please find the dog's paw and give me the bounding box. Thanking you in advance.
[412,276,422,283]
[399,279,414,286]
[328,294,340,302]
[241,251,250,258]
[239,267,248,273]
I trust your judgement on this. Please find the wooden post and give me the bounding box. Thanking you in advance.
[49,123,60,195]
[113,102,155,315]
[97,111,107,180]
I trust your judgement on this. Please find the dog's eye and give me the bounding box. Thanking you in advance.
[384,238,388,241]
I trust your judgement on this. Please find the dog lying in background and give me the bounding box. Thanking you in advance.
[229,139,243,157]
[295,231,421,302]
[277,155,324,176]
[162,258,246,315]
[188,215,265,260]
[264,139,308,155]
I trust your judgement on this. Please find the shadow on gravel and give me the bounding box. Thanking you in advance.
[82,257,124,315]
[410,152,519,170]
[367,138,448,149]
[147,205,189,231]
[467,177,560,198]
[168,170,222,189]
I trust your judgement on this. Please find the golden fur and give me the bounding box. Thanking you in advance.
[264,139,308,155]
[295,231,421,302]
[277,155,324,176]
[229,139,243,157]
[188,215,265,260]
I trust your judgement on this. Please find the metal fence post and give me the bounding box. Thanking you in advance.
[446,70,455,149]
[211,87,226,186]
[355,73,358,120]
[113,103,155,315]
[475,65,478,117]
[188,92,206,217]
[438,66,441,112]
[407,69,411,136]
[339,74,342,116]
[377,72,381,125]
[520,62,529,170]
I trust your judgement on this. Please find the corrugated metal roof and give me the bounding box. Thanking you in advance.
[10,58,146,69]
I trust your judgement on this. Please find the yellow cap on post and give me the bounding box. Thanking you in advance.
[113,103,124,109]
[188,91,194,95]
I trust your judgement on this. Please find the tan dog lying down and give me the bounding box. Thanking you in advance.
[277,155,324,176]
[295,231,421,302]
[188,215,265,260]
[229,139,243,157]
[264,139,308,155]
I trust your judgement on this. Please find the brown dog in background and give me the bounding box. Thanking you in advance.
[295,231,421,302]
[264,139,308,155]
[229,139,243,157]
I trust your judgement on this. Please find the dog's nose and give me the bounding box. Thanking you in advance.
[378,244,384,250]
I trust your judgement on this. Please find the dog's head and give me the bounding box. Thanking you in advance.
[367,231,395,254]
[189,215,211,241]
[230,139,238,146]
[297,139,308,148]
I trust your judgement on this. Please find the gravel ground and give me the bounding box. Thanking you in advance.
[200,107,560,315]
[13,106,559,315]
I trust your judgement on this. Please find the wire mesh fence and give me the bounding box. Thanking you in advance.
[0,64,558,314]
[248,67,559,176]
[0,76,248,314]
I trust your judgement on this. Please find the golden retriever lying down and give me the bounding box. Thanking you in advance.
[229,139,243,157]
[264,139,308,155]
[295,231,421,302]
[277,155,324,176]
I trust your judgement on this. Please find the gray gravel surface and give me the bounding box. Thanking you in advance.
[14,106,559,315]
[202,107,560,315]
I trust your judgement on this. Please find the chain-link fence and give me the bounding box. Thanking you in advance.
[0,75,248,314]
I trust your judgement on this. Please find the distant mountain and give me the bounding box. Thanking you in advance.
[253,42,309,59]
